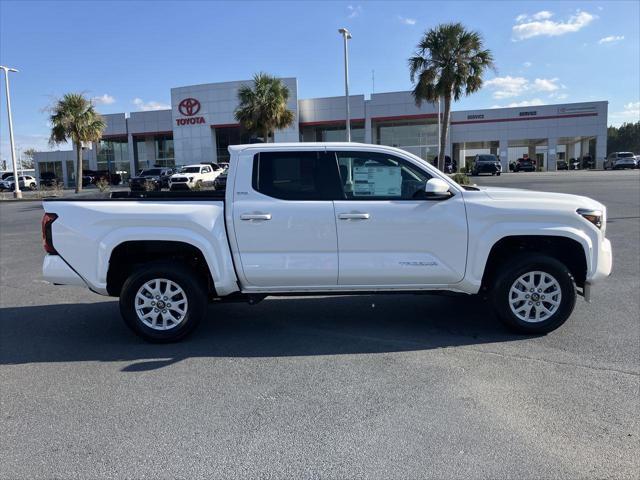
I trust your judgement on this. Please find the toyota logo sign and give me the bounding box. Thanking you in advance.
[178,98,201,116]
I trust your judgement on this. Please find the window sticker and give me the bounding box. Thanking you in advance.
[353,166,402,197]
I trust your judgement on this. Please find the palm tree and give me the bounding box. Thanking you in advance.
[234,73,295,143]
[49,93,106,193]
[409,23,494,171]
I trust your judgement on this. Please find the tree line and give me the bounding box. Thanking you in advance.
[607,122,640,154]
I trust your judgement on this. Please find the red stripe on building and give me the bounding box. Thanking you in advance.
[370,113,438,122]
[299,118,366,127]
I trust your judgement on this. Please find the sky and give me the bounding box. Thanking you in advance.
[0,0,639,163]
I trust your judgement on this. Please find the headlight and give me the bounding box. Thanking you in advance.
[577,208,603,230]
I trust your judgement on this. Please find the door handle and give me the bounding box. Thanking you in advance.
[240,213,272,221]
[338,212,370,220]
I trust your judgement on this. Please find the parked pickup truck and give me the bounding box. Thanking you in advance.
[42,143,612,342]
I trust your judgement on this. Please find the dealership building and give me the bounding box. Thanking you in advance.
[33,77,608,186]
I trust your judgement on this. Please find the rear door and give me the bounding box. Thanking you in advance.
[232,149,342,288]
[331,150,468,286]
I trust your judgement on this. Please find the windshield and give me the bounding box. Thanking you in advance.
[618,153,635,158]
[477,155,498,162]
[180,167,201,173]
[139,169,162,176]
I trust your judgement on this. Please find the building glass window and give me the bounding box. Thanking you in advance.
[215,127,253,163]
[155,135,174,167]
[97,138,130,181]
[300,122,365,143]
[374,119,438,160]
[65,159,90,186]
[133,138,148,172]
[39,161,63,181]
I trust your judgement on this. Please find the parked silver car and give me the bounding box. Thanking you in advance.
[604,152,637,170]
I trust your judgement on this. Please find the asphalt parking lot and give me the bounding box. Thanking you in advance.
[1,170,639,478]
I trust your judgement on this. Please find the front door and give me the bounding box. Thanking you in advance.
[232,150,343,288]
[331,150,468,286]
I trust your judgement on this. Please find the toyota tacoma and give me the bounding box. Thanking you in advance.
[41,143,612,342]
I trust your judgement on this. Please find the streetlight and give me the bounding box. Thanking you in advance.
[338,28,352,142]
[0,65,21,199]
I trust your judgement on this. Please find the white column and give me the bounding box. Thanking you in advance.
[547,138,558,171]
[499,138,509,171]
[127,133,136,174]
[364,116,372,144]
[580,138,590,157]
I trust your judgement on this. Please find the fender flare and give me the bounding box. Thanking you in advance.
[97,227,239,296]
[468,224,594,286]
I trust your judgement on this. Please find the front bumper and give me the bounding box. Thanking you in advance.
[42,255,87,287]
[589,237,613,284]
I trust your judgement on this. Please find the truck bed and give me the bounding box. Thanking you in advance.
[43,190,226,202]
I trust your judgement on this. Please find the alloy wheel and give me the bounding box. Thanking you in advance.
[135,278,188,330]
[508,271,562,323]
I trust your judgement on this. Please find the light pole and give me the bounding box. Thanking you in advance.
[338,28,352,142]
[1,65,22,199]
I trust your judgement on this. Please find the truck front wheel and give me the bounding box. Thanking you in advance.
[491,254,576,334]
[119,262,207,342]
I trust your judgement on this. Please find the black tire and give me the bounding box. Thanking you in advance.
[119,262,207,342]
[491,254,576,334]
[496,172,501,176]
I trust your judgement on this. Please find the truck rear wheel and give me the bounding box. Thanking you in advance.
[119,262,207,342]
[491,254,576,334]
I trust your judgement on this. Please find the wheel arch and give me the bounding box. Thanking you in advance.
[480,234,589,291]
[100,228,239,297]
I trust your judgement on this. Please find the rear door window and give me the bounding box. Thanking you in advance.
[252,151,342,200]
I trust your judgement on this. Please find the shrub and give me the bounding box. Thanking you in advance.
[96,178,110,192]
[450,173,471,185]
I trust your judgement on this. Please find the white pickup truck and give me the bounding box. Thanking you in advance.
[42,143,612,342]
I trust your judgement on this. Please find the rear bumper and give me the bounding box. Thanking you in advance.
[42,255,87,287]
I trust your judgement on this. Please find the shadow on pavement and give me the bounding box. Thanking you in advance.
[0,294,527,371]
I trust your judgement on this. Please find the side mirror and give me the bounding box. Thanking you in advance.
[424,178,452,200]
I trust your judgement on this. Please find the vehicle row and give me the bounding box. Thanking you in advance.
[0,175,38,191]
[129,162,228,192]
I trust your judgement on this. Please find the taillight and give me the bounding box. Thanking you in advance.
[41,212,58,254]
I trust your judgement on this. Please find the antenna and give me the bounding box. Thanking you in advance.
[372,70,375,93]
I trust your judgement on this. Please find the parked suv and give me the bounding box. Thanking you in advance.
[129,168,174,191]
[39,172,60,187]
[514,157,535,172]
[169,163,223,190]
[0,175,37,190]
[471,154,501,176]
[604,152,637,170]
